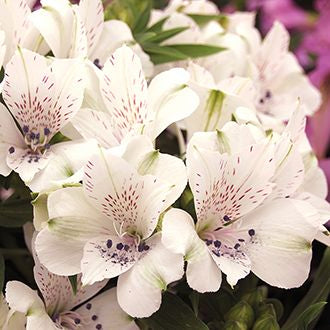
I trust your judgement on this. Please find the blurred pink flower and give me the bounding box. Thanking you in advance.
[247,0,309,33]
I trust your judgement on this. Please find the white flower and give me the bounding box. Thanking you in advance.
[162,125,320,291]
[5,275,136,330]
[30,0,153,75]
[71,45,199,148]
[0,49,95,191]
[35,140,186,317]
[0,294,26,330]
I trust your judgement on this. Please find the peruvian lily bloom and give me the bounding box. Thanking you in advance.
[184,62,256,140]
[162,124,320,291]
[5,253,137,330]
[0,49,88,190]
[245,21,320,121]
[71,45,199,148]
[30,0,153,75]
[35,142,185,317]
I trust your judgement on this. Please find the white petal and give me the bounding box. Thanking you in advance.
[147,68,199,139]
[162,208,222,292]
[83,150,171,239]
[242,199,319,288]
[76,288,138,330]
[117,235,184,317]
[28,139,99,192]
[77,0,104,55]
[6,147,53,183]
[187,139,275,228]
[5,281,44,315]
[30,0,87,58]
[35,187,112,276]
[81,235,142,285]
[100,45,148,142]
[71,108,120,148]
[256,21,289,82]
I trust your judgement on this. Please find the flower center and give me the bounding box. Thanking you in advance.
[22,125,52,153]
[53,311,89,330]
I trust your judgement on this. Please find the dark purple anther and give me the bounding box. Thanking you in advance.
[205,239,213,246]
[234,243,240,249]
[223,215,230,222]
[124,244,129,251]
[8,146,15,154]
[44,127,50,135]
[96,324,102,329]
[214,240,221,248]
[74,318,81,324]
[92,315,98,321]
[86,303,92,310]
[116,243,123,250]
[248,229,255,236]
[106,240,112,248]
[23,125,29,133]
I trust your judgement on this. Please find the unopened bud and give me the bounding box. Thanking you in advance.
[225,301,255,328]
[252,314,280,330]
[223,320,247,330]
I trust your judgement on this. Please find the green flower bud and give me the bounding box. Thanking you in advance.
[252,314,280,330]
[257,303,277,319]
[223,320,248,330]
[242,286,268,310]
[225,301,255,329]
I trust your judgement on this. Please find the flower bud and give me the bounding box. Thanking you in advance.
[223,320,248,330]
[225,301,255,328]
[252,314,280,330]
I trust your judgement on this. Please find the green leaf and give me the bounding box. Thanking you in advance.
[143,27,189,44]
[132,0,152,34]
[146,16,169,33]
[49,131,71,145]
[0,254,4,291]
[139,292,208,330]
[69,275,78,295]
[143,43,188,64]
[294,302,327,330]
[168,44,226,58]
[282,248,330,330]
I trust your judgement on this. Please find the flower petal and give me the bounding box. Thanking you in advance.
[242,199,319,288]
[99,45,148,142]
[147,68,199,140]
[83,149,171,239]
[35,187,112,276]
[76,288,138,330]
[162,208,221,292]
[117,235,184,317]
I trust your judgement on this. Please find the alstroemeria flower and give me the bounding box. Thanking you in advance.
[162,125,320,291]
[30,0,153,75]
[184,62,256,140]
[5,259,136,330]
[35,144,185,317]
[71,45,199,147]
[242,21,320,121]
[0,49,88,189]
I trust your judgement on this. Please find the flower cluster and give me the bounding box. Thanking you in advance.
[0,0,329,329]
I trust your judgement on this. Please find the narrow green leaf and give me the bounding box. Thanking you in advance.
[69,275,78,295]
[282,248,330,330]
[139,292,208,329]
[49,131,71,145]
[167,44,226,58]
[146,16,169,33]
[296,302,327,330]
[143,43,188,64]
[144,27,189,44]
[0,254,4,291]
[132,0,152,34]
